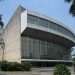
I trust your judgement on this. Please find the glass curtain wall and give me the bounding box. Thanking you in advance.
[21,36,70,60]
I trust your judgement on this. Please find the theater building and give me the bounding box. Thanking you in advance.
[3,6,75,66]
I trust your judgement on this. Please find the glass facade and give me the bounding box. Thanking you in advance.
[27,14,75,40]
[21,36,70,60]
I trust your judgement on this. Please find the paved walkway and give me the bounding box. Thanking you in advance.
[0,67,74,75]
[0,71,75,75]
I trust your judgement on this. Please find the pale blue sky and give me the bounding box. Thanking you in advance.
[0,0,75,32]
[0,0,75,53]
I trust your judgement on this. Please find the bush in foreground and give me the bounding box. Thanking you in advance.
[21,62,32,71]
[53,64,71,75]
[0,61,31,71]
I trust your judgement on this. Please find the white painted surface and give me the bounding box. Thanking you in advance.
[21,10,27,33]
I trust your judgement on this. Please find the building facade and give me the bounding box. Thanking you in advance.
[2,6,75,66]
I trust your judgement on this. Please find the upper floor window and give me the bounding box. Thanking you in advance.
[27,14,75,39]
[27,14,48,27]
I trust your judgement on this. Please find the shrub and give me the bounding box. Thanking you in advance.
[0,61,32,71]
[21,62,32,71]
[7,62,24,71]
[1,61,9,71]
[53,64,71,75]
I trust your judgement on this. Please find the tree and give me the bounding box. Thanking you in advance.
[0,15,4,28]
[0,0,5,27]
[65,0,75,16]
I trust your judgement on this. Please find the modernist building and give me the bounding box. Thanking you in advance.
[2,6,75,66]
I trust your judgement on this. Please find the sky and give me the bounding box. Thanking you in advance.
[0,0,75,31]
[0,0,75,53]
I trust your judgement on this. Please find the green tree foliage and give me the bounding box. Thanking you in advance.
[0,15,4,28]
[54,64,71,75]
[65,0,75,16]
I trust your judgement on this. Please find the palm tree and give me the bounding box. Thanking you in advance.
[0,15,4,28]
[65,0,75,16]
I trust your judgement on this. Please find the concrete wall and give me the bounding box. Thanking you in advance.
[3,6,24,62]
[21,10,27,33]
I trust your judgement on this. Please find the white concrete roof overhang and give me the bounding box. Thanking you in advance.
[21,27,75,48]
